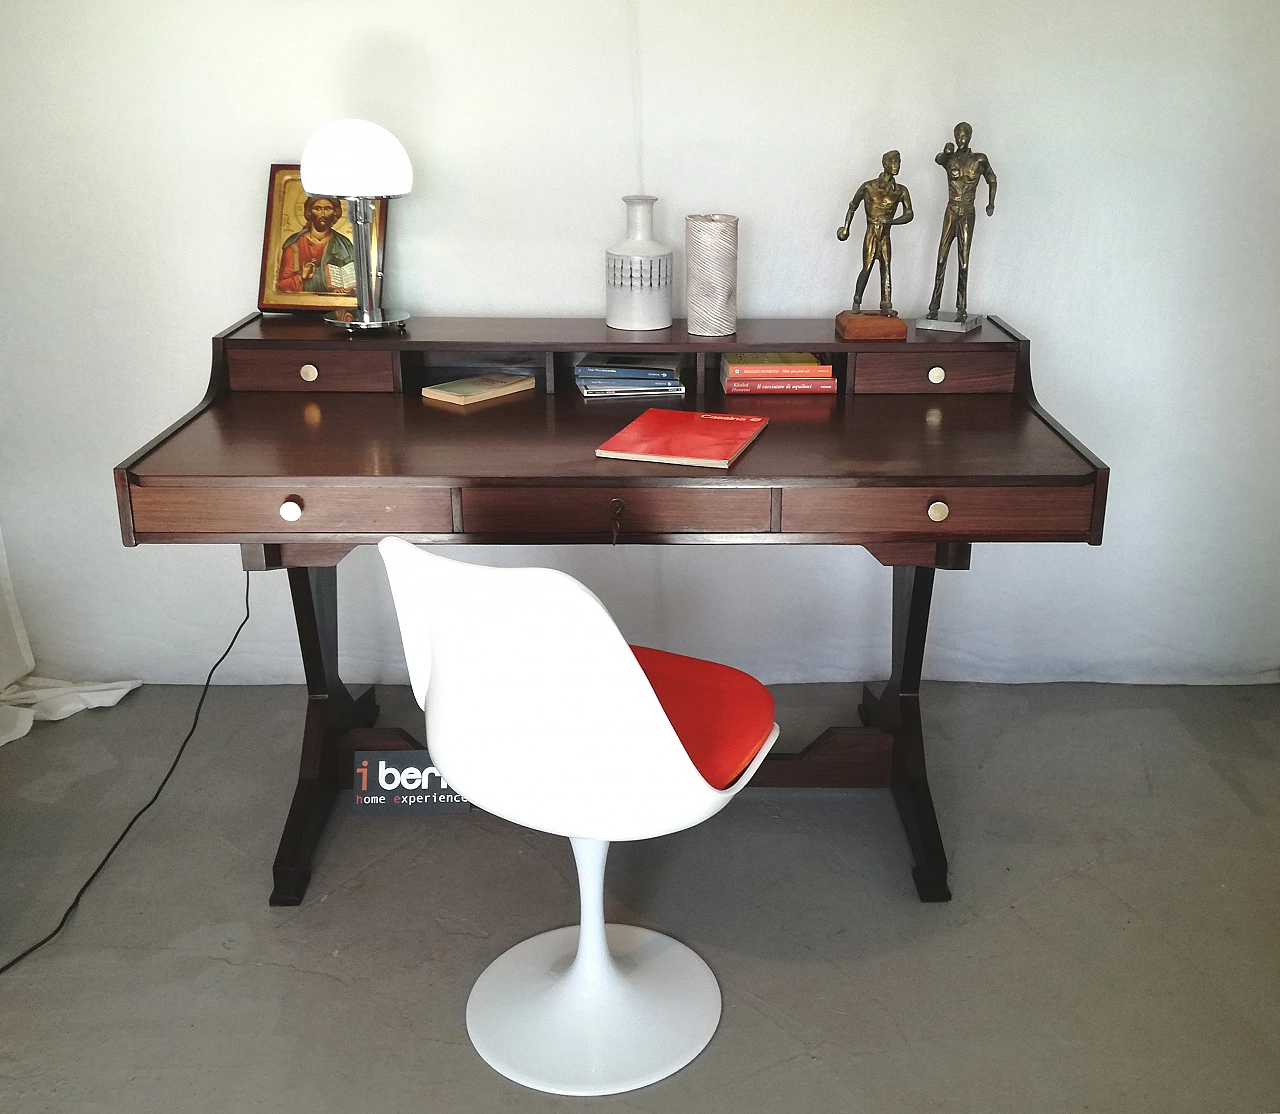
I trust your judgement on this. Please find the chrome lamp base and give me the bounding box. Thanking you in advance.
[321,195,407,331]
[324,308,409,331]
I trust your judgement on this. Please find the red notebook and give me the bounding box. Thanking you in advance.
[596,409,768,469]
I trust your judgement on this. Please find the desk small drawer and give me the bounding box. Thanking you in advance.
[462,487,772,535]
[853,351,1015,394]
[131,484,453,534]
[227,348,397,392]
[782,485,1093,539]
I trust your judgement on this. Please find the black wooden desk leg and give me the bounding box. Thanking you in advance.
[270,566,377,906]
[859,565,952,902]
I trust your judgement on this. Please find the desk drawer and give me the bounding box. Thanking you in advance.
[853,350,1015,393]
[131,484,453,534]
[227,348,397,391]
[782,485,1093,539]
[462,487,772,535]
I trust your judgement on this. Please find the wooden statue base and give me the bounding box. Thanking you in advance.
[835,310,908,341]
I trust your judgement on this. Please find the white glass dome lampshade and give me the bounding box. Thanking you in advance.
[300,119,413,199]
[298,119,413,330]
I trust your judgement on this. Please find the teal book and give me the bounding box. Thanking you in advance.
[574,353,683,380]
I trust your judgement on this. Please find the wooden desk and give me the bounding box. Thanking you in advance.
[115,314,1107,906]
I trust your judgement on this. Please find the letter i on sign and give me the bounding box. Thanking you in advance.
[357,760,369,792]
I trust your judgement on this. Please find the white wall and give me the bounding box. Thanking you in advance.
[1,0,1277,687]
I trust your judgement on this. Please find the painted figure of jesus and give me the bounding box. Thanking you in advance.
[277,196,356,294]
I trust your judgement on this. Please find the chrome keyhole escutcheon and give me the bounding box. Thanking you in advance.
[609,497,626,545]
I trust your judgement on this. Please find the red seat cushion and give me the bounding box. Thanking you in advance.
[631,646,775,790]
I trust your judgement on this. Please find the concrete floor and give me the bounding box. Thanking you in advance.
[0,681,1277,1113]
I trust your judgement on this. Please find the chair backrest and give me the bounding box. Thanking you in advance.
[377,538,726,841]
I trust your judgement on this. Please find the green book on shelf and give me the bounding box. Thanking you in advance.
[421,372,536,405]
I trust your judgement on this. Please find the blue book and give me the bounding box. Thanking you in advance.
[574,353,682,380]
[575,376,683,389]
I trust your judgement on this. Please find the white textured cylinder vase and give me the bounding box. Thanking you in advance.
[606,195,673,331]
[685,214,738,337]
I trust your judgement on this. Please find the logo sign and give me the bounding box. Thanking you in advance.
[353,751,471,814]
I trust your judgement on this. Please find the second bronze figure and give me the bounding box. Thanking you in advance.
[926,122,997,321]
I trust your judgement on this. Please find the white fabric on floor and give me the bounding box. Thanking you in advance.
[0,523,140,746]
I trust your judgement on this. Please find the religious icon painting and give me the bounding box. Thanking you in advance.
[257,164,388,313]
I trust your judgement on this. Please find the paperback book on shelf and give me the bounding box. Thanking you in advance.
[421,372,536,405]
[721,371,837,394]
[596,408,768,469]
[579,381,686,399]
[575,353,684,379]
[721,352,832,378]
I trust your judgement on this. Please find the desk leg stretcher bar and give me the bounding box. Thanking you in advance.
[267,557,951,906]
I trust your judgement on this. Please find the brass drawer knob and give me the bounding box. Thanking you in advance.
[927,500,950,522]
[927,365,946,384]
[299,363,319,382]
[279,498,304,522]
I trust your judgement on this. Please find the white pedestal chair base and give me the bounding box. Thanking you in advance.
[466,922,722,1096]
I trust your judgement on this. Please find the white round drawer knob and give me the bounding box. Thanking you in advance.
[299,363,319,382]
[927,500,950,523]
[927,365,946,384]
[279,498,304,522]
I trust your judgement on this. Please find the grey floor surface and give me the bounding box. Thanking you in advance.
[0,681,1277,1113]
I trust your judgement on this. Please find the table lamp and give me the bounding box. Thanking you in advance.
[300,119,413,330]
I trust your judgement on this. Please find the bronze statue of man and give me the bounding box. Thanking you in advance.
[926,122,997,319]
[837,150,913,316]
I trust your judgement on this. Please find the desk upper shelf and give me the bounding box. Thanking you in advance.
[226,315,1018,353]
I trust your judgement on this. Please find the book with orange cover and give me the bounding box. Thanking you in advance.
[721,371,837,394]
[595,409,768,469]
[722,352,833,378]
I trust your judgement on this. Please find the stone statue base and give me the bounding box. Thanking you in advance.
[915,312,984,334]
[835,310,907,341]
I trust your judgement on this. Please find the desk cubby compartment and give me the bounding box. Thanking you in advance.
[461,486,772,536]
[558,351,694,397]
[700,351,848,397]
[402,350,549,396]
[226,348,398,392]
[852,350,1015,394]
[781,484,1094,541]
[130,483,454,536]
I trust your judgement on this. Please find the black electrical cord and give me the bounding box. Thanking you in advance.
[0,570,251,975]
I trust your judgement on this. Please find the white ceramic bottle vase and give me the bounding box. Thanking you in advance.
[685,214,738,336]
[606,195,673,331]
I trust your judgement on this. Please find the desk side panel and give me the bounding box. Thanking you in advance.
[114,312,259,545]
[989,315,1109,545]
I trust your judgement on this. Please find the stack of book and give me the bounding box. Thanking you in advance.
[575,353,686,399]
[720,352,835,394]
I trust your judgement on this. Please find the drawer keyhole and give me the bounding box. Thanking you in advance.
[609,498,626,545]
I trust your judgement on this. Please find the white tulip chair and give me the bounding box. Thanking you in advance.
[377,537,779,1095]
